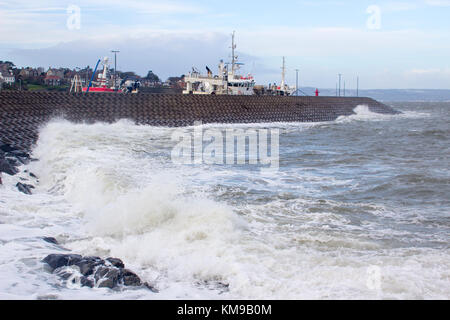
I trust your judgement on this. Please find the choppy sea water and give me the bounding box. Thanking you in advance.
[0,103,448,300]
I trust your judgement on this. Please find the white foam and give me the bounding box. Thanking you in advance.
[0,118,448,299]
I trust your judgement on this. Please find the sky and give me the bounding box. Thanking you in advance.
[0,0,450,89]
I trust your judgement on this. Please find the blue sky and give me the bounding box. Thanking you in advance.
[1,0,450,88]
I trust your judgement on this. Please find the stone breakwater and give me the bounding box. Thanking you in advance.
[0,91,399,152]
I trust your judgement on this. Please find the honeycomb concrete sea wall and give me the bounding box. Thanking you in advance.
[0,92,399,151]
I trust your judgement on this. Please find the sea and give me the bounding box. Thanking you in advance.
[0,102,448,299]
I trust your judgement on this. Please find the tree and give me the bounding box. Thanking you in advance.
[119,71,138,79]
[167,76,184,84]
[0,61,15,68]
[144,70,160,83]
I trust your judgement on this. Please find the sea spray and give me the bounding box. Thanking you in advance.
[1,103,448,299]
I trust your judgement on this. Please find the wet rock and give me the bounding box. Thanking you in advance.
[0,158,18,175]
[95,266,120,289]
[43,237,58,245]
[120,269,141,287]
[144,282,159,293]
[106,257,124,269]
[54,266,80,280]
[16,182,33,195]
[15,156,29,165]
[43,254,82,271]
[80,276,94,288]
[5,157,19,167]
[76,256,104,276]
[43,253,152,291]
[0,143,17,153]
[7,150,30,159]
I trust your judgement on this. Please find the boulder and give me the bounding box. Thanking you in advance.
[144,282,159,293]
[42,253,152,291]
[43,254,83,271]
[80,276,94,288]
[42,237,58,245]
[95,266,120,289]
[0,158,18,175]
[54,266,80,280]
[76,256,104,276]
[120,269,142,287]
[0,143,17,153]
[106,257,125,269]
[7,150,30,159]
[16,182,33,195]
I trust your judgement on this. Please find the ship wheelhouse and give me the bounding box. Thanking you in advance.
[183,31,255,96]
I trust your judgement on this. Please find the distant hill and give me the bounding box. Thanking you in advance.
[298,88,450,102]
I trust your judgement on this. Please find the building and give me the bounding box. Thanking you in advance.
[46,68,65,78]
[0,71,16,85]
[19,67,40,78]
[44,75,61,86]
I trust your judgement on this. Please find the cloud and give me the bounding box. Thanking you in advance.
[7,26,450,88]
[424,0,450,6]
[382,2,419,12]
[2,1,450,88]
[9,32,230,80]
[409,68,450,75]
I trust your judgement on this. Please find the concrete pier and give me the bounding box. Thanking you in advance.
[0,92,399,151]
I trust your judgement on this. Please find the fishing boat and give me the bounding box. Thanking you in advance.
[268,57,295,96]
[183,32,255,95]
[81,57,116,93]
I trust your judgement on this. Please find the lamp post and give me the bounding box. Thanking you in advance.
[295,69,299,96]
[357,76,359,97]
[338,73,342,97]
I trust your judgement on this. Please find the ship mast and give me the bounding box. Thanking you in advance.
[281,56,286,89]
[231,31,237,76]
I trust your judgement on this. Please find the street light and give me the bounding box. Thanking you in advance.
[338,74,342,97]
[357,76,359,97]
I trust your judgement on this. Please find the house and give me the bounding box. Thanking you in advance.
[44,75,61,86]
[0,71,15,85]
[19,67,40,78]
[46,68,65,78]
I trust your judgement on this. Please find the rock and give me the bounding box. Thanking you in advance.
[43,237,58,245]
[76,256,104,276]
[144,282,159,293]
[80,276,94,288]
[5,157,19,167]
[29,172,38,179]
[54,266,80,280]
[43,254,82,271]
[0,143,18,153]
[16,182,33,195]
[42,253,153,291]
[106,257,124,269]
[120,269,142,287]
[7,150,29,159]
[15,156,29,165]
[95,266,120,289]
[0,158,18,175]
